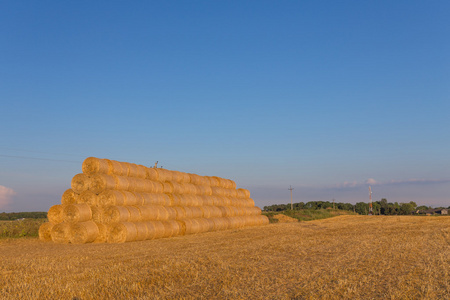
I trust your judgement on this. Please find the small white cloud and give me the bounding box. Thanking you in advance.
[366,178,378,185]
[0,185,15,210]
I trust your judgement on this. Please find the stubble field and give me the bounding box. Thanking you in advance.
[1,215,449,299]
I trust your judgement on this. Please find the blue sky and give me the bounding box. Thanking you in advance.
[1,1,449,212]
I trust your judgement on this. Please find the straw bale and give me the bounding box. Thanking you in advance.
[208,176,220,187]
[70,221,99,244]
[195,185,212,196]
[91,206,104,223]
[134,222,149,241]
[119,162,130,176]
[200,195,214,206]
[127,163,139,178]
[146,167,159,181]
[138,205,159,221]
[188,173,208,186]
[93,223,108,243]
[132,192,145,206]
[136,165,148,179]
[157,206,170,220]
[192,195,203,206]
[155,168,172,182]
[183,219,201,235]
[173,206,186,220]
[79,190,99,206]
[176,220,186,235]
[63,203,92,223]
[71,173,91,194]
[150,221,166,239]
[165,206,177,219]
[161,220,178,237]
[170,171,183,183]
[179,172,191,183]
[162,193,172,206]
[211,195,223,206]
[103,206,130,224]
[61,189,79,205]
[162,182,174,193]
[112,175,128,190]
[204,218,216,232]
[51,222,71,244]
[208,206,223,218]
[126,206,141,222]
[195,218,210,233]
[121,191,139,206]
[237,188,251,198]
[211,186,226,197]
[142,193,164,206]
[170,182,185,194]
[199,206,211,218]
[109,160,127,176]
[181,183,197,194]
[48,204,64,223]
[38,222,54,241]
[152,181,164,193]
[248,206,262,216]
[90,173,116,194]
[144,221,156,240]
[221,196,231,206]
[171,194,182,206]
[133,178,151,193]
[107,222,137,243]
[190,206,204,218]
[98,190,125,206]
[217,206,231,217]
[183,206,193,219]
[82,157,110,175]
[228,188,238,198]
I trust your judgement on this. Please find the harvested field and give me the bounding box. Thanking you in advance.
[1,215,450,299]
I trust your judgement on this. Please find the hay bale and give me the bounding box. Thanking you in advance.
[103,206,130,223]
[113,175,130,190]
[165,206,177,220]
[93,223,108,243]
[138,205,159,221]
[173,206,186,220]
[207,176,220,187]
[162,193,172,206]
[136,165,148,179]
[38,222,54,241]
[122,191,139,206]
[98,190,125,206]
[89,173,116,194]
[119,162,131,176]
[146,167,159,181]
[162,182,174,194]
[51,222,71,244]
[82,157,110,175]
[207,206,223,218]
[190,206,204,218]
[71,173,91,194]
[152,181,164,193]
[47,205,64,223]
[107,222,137,243]
[150,221,166,239]
[61,189,78,205]
[91,206,104,223]
[141,193,165,206]
[200,195,214,206]
[188,173,208,186]
[79,190,99,206]
[181,183,197,194]
[132,192,145,206]
[127,163,139,177]
[237,188,251,198]
[155,168,172,182]
[170,182,184,194]
[183,219,200,235]
[70,221,99,244]
[199,206,211,218]
[156,206,169,220]
[161,220,180,237]
[109,160,127,176]
[176,220,187,235]
[183,206,193,219]
[134,222,149,241]
[126,206,141,222]
[63,203,92,223]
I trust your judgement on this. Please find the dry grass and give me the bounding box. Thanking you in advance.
[1,215,450,299]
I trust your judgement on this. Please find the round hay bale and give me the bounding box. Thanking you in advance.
[204,218,216,232]
[183,206,193,219]
[109,160,127,176]
[48,205,64,223]
[211,195,223,206]
[126,206,141,222]
[120,162,131,176]
[51,222,71,244]
[144,221,157,240]
[170,171,183,183]
[63,203,92,223]
[152,181,164,193]
[121,191,138,206]
[136,165,148,179]
[190,206,204,218]
[146,168,159,181]
[237,188,251,199]
[134,222,149,241]
[208,206,223,218]
[127,163,139,178]
[192,195,203,206]
[197,218,212,233]
[61,189,79,205]
[170,182,185,194]
[217,206,230,217]
[221,196,231,206]
[71,173,91,194]
[199,206,211,218]
[132,192,145,206]
[93,223,108,243]
[188,173,207,185]
[38,222,54,241]
[171,194,182,206]
[165,206,177,219]
[156,206,169,220]
[113,175,130,190]
[162,193,172,206]
[70,221,99,244]
[138,205,159,221]
[89,173,116,194]
[103,206,130,224]
[82,157,110,175]
[211,186,226,197]
[228,189,238,198]
[207,176,220,187]
[162,182,174,194]
[98,190,125,206]
[161,220,177,237]
[91,206,104,223]
[179,172,191,183]
[248,207,262,216]
[150,221,166,239]
[79,190,99,206]
[176,220,186,235]
[247,198,255,207]
[173,206,186,220]
[142,193,164,206]
[155,168,172,182]
[183,219,201,235]
[182,183,197,194]
[134,178,151,193]
[200,195,214,206]
[107,222,137,243]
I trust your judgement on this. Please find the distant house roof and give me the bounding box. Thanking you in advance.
[420,209,448,215]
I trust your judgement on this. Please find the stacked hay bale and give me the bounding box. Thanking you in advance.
[39,157,269,244]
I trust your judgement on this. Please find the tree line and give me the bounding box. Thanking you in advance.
[263,199,449,215]
[0,212,47,220]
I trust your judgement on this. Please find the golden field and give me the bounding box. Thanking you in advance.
[1,215,449,299]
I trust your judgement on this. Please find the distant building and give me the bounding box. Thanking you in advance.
[419,209,448,215]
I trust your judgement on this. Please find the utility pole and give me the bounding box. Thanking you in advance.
[288,185,294,210]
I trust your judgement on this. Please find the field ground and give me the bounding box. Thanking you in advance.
[1,215,449,299]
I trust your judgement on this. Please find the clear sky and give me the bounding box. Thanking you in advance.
[1,1,449,212]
